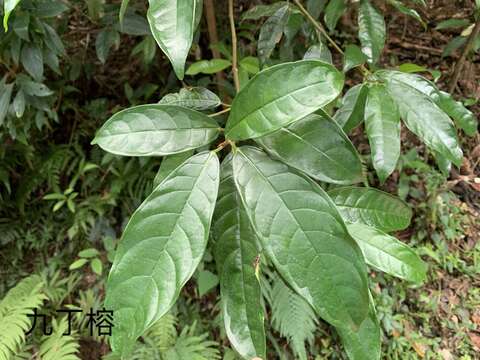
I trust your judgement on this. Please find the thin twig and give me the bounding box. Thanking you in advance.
[448,19,480,93]
[204,0,226,95]
[228,0,240,92]
[208,107,231,117]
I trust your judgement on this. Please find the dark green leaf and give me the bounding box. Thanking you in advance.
[12,13,29,40]
[225,60,344,141]
[387,0,425,28]
[13,90,25,118]
[442,36,466,57]
[17,77,53,97]
[21,44,44,81]
[186,59,232,75]
[344,44,367,72]
[92,104,220,156]
[324,0,347,31]
[434,91,478,136]
[95,29,120,64]
[348,223,427,283]
[334,84,368,133]
[147,0,203,80]
[364,83,401,183]
[233,147,369,328]
[0,83,13,125]
[303,42,332,63]
[105,151,220,356]
[358,0,385,63]
[213,159,266,359]
[307,0,328,19]
[119,0,130,24]
[435,18,470,30]
[43,23,65,55]
[159,87,221,111]
[327,186,412,232]
[241,2,288,21]
[257,5,289,65]
[256,112,364,185]
[153,150,194,188]
[117,13,151,36]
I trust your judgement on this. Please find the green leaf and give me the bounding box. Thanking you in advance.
[225,60,344,141]
[91,258,103,275]
[0,83,13,126]
[443,36,466,57]
[324,0,347,31]
[21,43,44,81]
[105,151,220,356]
[303,42,332,63]
[119,0,130,24]
[358,0,385,64]
[197,270,218,297]
[327,186,412,232]
[435,18,470,30]
[79,248,100,258]
[397,63,428,73]
[232,147,369,328]
[147,0,203,80]
[185,59,232,75]
[95,29,120,64]
[92,104,220,156]
[241,2,288,21]
[69,258,88,270]
[153,150,194,189]
[387,0,425,28]
[434,91,478,137]
[378,70,463,166]
[13,90,25,118]
[17,77,53,97]
[334,84,368,133]
[364,83,401,183]
[257,5,290,65]
[256,112,364,185]
[3,0,22,31]
[212,157,266,359]
[344,44,367,72]
[337,298,381,360]
[347,223,427,283]
[239,56,260,74]
[159,87,221,111]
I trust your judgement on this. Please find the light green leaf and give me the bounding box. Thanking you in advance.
[257,5,290,65]
[256,112,364,185]
[186,59,232,75]
[147,0,203,80]
[153,150,194,189]
[197,270,218,297]
[334,84,368,133]
[239,56,260,74]
[91,258,103,275]
[232,147,369,328]
[327,186,412,232]
[69,258,88,270]
[105,151,220,356]
[79,248,100,258]
[358,0,385,64]
[21,43,44,81]
[3,0,22,31]
[159,87,221,111]
[92,104,220,156]
[348,223,427,283]
[364,83,401,183]
[303,42,332,63]
[225,60,344,141]
[378,70,463,166]
[397,63,428,73]
[324,0,347,31]
[344,44,367,72]
[119,0,130,24]
[241,2,289,21]
[0,83,13,125]
[434,91,477,137]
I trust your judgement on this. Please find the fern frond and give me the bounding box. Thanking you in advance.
[39,317,80,360]
[0,275,46,360]
[146,313,178,352]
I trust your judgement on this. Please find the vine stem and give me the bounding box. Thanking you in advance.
[228,0,240,93]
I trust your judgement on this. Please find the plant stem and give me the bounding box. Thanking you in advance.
[204,0,226,95]
[228,0,240,93]
[208,107,231,117]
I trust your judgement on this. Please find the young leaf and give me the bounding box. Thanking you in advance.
[147,0,203,80]
[186,59,232,75]
[334,84,368,133]
[105,151,220,356]
[358,0,385,64]
[347,223,427,283]
[324,0,347,31]
[364,83,401,183]
[153,150,194,189]
[303,42,332,63]
[213,158,266,359]
[225,60,344,141]
[343,44,367,73]
[256,112,364,185]
[257,5,290,65]
[232,146,369,329]
[3,0,22,31]
[378,71,463,166]
[92,104,220,156]
[327,186,412,232]
[160,87,221,111]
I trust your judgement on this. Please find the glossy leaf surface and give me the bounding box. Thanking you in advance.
[92,104,220,156]
[213,158,266,360]
[334,84,368,133]
[256,113,364,185]
[153,150,194,188]
[348,223,427,283]
[324,0,347,31]
[364,83,400,183]
[225,60,344,140]
[147,0,203,80]
[186,59,232,75]
[303,42,332,63]
[159,87,221,111]
[343,44,367,73]
[3,0,21,31]
[232,147,369,328]
[358,0,385,63]
[105,151,220,356]
[328,186,412,232]
[257,5,289,65]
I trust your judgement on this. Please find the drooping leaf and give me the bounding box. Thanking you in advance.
[3,0,22,31]
[159,87,221,111]
[213,158,266,360]
[92,104,220,156]
[119,0,130,24]
[347,223,427,283]
[225,60,344,141]
[232,146,369,328]
[327,186,412,232]
[358,0,385,64]
[0,83,13,125]
[303,42,332,63]
[324,0,347,31]
[105,151,220,356]
[433,91,477,137]
[147,0,203,80]
[433,150,452,177]
[387,0,425,28]
[21,43,44,81]
[364,83,401,183]
[377,70,463,166]
[241,2,289,21]
[442,36,466,57]
[153,150,194,188]
[257,5,290,66]
[343,44,367,73]
[95,29,120,64]
[334,84,368,133]
[186,59,232,75]
[256,112,364,185]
